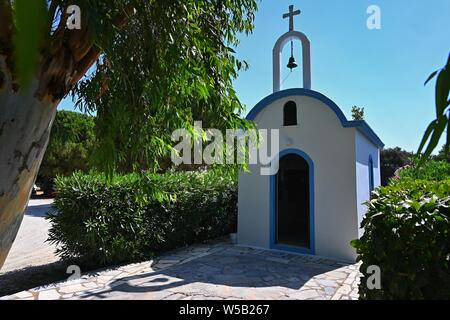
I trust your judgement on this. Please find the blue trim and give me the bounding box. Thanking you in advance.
[269,148,315,255]
[368,155,374,192]
[246,88,384,148]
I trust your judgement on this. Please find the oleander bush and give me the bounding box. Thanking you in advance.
[351,179,450,299]
[47,169,237,267]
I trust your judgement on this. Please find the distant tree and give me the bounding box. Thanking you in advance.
[380,147,413,186]
[37,110,95,194]
[434,144,450,163]
[351,106,365,120]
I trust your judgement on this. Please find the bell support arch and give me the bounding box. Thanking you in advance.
[273,31,311,92]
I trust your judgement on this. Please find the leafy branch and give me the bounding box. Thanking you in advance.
[417,53,450,164]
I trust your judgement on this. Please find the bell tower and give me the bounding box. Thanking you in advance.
[273,5,311,92]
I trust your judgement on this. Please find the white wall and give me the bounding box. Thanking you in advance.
[238,94,360,261]
[238,167,271,247]
[355,131,381,237]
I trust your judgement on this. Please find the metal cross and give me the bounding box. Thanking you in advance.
[283,5,301,31]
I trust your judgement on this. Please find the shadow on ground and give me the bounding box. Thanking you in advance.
[24,203,53,218]
[84,248,347,299]
[0,261,70,296]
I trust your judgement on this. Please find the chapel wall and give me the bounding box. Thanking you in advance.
[238,95,359,261]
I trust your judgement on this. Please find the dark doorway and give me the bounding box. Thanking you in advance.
[276,153,310,248]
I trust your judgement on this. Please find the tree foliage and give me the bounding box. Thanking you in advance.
[434,144,450,163]
[73,1,259,173]
[380,147,413,186]
[351,106,364,121]
[37,110,95,192]
[1,0,259,174]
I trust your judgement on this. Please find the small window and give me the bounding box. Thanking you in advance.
[368,156,374,193]
[283,101,297,126]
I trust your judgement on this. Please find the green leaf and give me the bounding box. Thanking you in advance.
[418,53,450,165]
[435,68,450,117]
[417,120,437,156]
[420,117,447,165]
[350,239,361,248]
[13,0,48,88]
[425,70,438,86]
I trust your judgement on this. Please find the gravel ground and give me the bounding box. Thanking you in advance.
[0,198,65,296]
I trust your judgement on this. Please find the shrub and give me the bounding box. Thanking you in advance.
[351,179,450,299]
[47,169,237,267]
[396,160,450,182]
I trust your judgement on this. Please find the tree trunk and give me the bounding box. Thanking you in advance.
[0,56,58,269]
[0,2,129,270]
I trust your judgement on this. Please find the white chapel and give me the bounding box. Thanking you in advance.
[237,5,383,262]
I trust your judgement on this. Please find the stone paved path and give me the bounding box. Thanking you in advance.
[1,199,58,274]
[1,240,361,300]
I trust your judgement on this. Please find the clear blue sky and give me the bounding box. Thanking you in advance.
[60,0,450,153]
[232,0,450,152]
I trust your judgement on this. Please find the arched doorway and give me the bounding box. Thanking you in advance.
[274,152,311,249]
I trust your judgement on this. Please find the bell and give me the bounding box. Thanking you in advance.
[287,56,298,70]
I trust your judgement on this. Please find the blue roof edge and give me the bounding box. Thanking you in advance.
[245,88,385,148]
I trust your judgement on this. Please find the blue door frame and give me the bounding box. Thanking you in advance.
[270,148,315,255]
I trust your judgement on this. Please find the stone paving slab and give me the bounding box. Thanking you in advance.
[1,240,361,300]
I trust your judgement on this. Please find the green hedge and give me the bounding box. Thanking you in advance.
[352,179,450,299]
[47,169,237,267]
